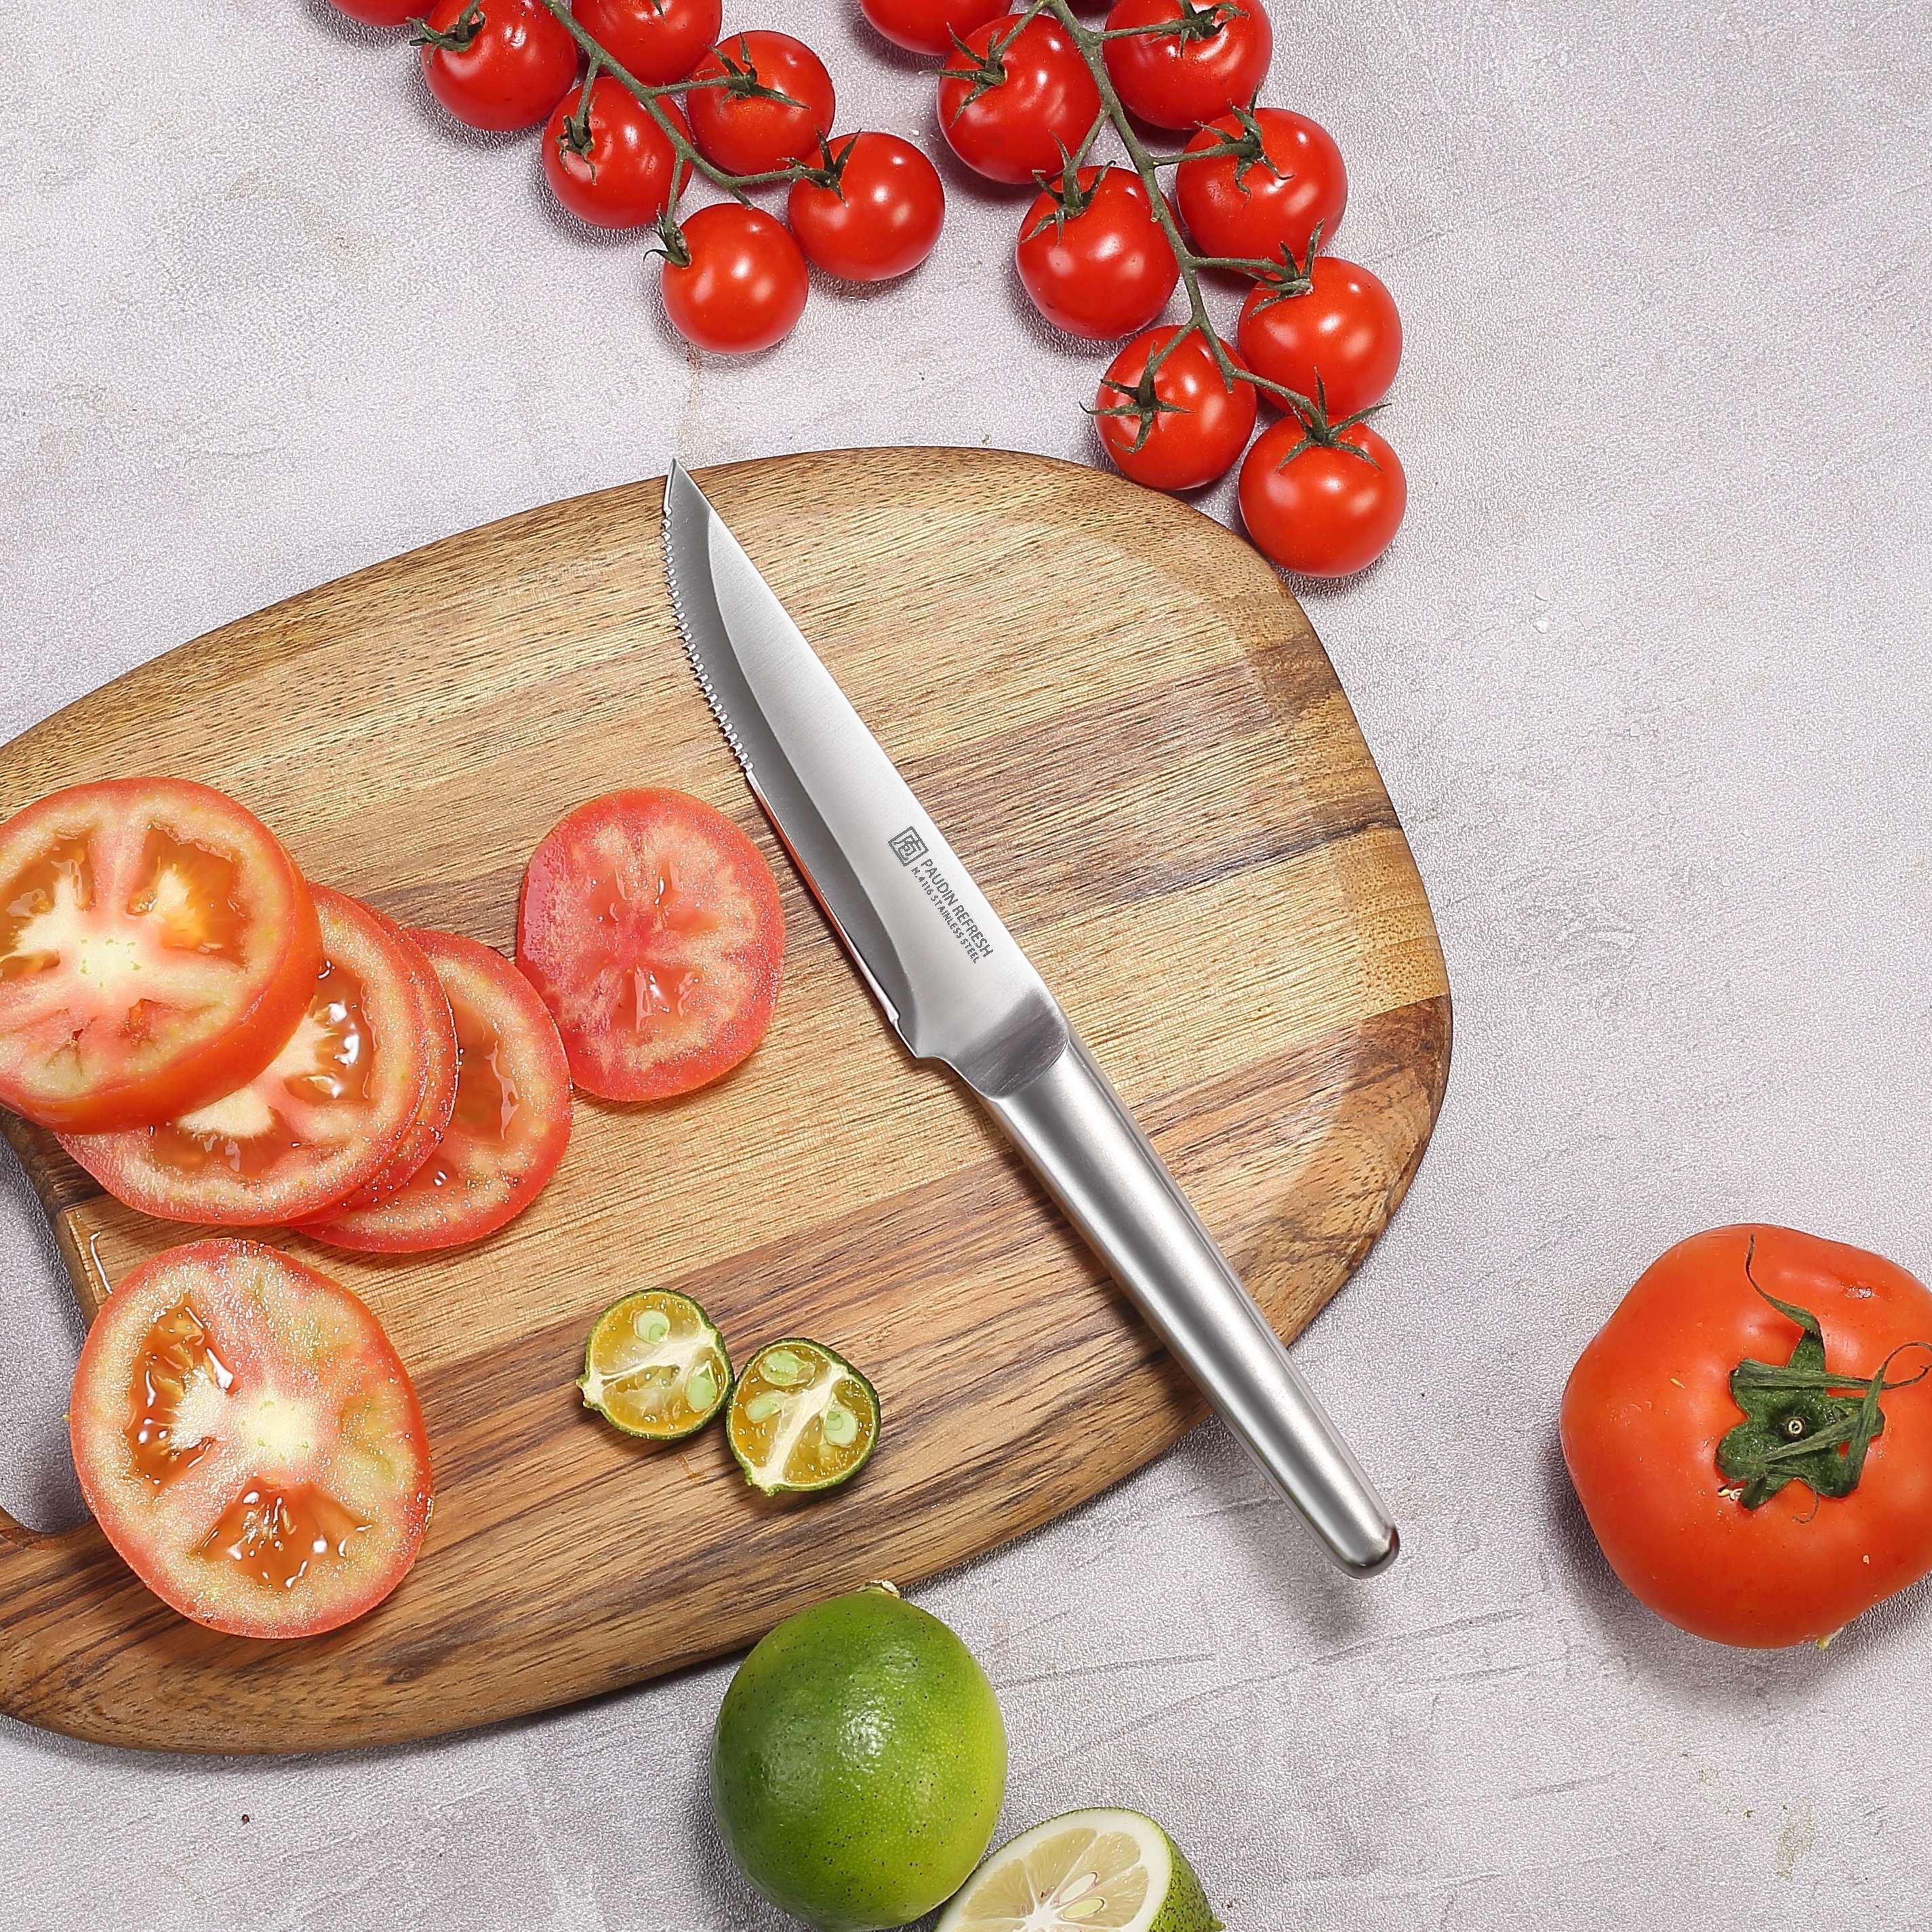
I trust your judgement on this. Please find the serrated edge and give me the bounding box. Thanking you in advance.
[662,470,754,778]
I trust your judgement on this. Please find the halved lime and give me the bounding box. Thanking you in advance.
[578,1289,731,1441]
[937,1809,1222,1932]
[725,1338,879,1495]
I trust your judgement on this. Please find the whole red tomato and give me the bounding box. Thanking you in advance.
[1563,1226,1932,1648]
[570,0,720,85]
[1094,325,1256,491]
[936,15,1102,186]
[660,203,809,355]
[1017,165,1178,340]
[329,0,421,24]
[542,79,685,229]
[1176,106,1346,262]
[788,134,946,282]
[686,31,835,174]
[859,0,1007,56]
[1236,251,1401,416]
[1102,0,1272,131]
[1239,411,1403,574]
[415,0,579,132]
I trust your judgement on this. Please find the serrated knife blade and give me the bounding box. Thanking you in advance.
[660,460,1398,1575]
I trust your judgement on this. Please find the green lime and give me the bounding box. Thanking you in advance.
[711,1584,1006,1931]
[937,1809,1222,1932]
[577,1289,731,1441]
[725,1337,879,1494]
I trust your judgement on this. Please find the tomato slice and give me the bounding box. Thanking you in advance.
[515,789,784,1101]
[312,910,460,1217]
[306,930,573,1253]
[61,888,449,1226]
[69,1239,432,1638]
[0,778,321,1133]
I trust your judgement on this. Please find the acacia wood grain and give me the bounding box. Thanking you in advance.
[0,447,1449,1753]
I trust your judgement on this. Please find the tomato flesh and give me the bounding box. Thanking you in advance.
[62,888,447,1225]
[0,778,320,1133]
[71,1239,431,1638]
[517,789,784,1102]
[308,931,573,1253]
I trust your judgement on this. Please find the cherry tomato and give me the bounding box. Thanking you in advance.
[571,0,720,83]
[0,778,321,1134]
[329,0,421,24]
[542,77,685,229]
[1175,106,1346,263]
[70,1239,432,1639]
[1563,1226,1932,1648]
[936,15,1102,186]
[415,0,579,133]
[1238,411,1404,576]
[1236,251,1401,417]
[858,0,1007,56]
[1017,165,1178,340]
[1093,325,1257,491]
[659,204,809,355]
[63,889,455,1226]
[787,133,946,282]
[517,789,784,1102]
[1102,0,1272,131]
[308,931,573,1253]
[685,31,835,174]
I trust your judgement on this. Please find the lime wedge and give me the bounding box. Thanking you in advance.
[725,1338,879,1495]
[578,1289,732,1441]
[938,1809,1222,1932]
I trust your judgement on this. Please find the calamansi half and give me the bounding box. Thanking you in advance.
[578,1289,731,1441]
[725,1338,880,1494]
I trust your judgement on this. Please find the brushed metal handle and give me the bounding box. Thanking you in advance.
[984,1033,1398,1575]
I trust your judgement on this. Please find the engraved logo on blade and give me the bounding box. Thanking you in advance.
[889,828,928,866]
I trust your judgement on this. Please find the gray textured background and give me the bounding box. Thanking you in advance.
[3,0,1930,1925]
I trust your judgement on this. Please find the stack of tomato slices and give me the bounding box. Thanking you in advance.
[0,776,575,1248]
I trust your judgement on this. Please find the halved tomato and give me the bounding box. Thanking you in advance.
[515,790,784,1102]
[307,931,573,1253]
[69,1239,432,1638]
[62,888,449,1226]
[0,778,320,1132]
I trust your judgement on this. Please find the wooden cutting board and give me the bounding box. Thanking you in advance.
[0,447,1449,1754]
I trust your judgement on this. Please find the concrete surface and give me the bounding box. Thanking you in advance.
[2,0,1929,1925]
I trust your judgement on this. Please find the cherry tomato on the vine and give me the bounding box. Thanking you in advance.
[542,78,686,229]
[329,0,420,24]
[686,31,835,175]
[1236,251,1401,417]
[858,0,1008,57]
[936,15,1102,186]
[415,0,579,133]
[660,203,809,354]
[1016,165,1178,340]
[1239,410,1404,576]
[1094,325,1257,491]
[1176,106,1346,263]
[788,133,946,282]
[1102,0,1272,131]
[571,0,721,84]
[1564,1226,1932,1649]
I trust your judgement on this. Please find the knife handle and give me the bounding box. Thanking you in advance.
[983,1033,1398,1575]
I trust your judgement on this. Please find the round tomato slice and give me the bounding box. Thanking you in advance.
[516,790,784,1102]
[307,931,573,1253]
[62,888,445,1226]
[69,1239,432,1638]
[0,778,321,1133]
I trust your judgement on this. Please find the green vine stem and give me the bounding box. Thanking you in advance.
[528,0,801,200]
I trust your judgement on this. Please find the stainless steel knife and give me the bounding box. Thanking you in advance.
[660,460,1398,1575]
